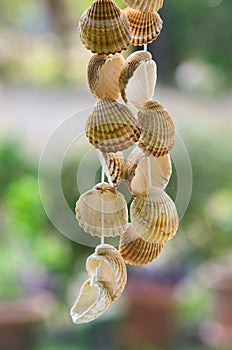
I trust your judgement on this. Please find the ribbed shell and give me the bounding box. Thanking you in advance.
[86,244,127,301]
[124,7,163,46]
[97,150,124,188]
[130,186,179,243]
[87,54,124,100]
[75,182,128,237]
[119,224,164,265]
[125,147,172,195]
[86,98,139,153]
[79,0,131,54]
[119,51,157,108]
[138,101,175,157]
[122,0,164,12]
[70,279,112,324]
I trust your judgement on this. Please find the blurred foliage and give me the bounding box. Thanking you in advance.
[0,0,231,87]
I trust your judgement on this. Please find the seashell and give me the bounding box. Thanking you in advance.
[125,146,172,195]
[119,51,157,109]
[130,186,179,243]
[96,150,124,188]
[75,182,128,237]
[119,224,164,265]
[85,98,139,153]
[122,0,164,12]
[70,279,112,324]
[87,54,125,100]
[137,101,175,157]
[86,244,127,301]
[78,0,131,55]
[124,7,163,46]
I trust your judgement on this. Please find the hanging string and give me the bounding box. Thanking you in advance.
[143,43,152,188]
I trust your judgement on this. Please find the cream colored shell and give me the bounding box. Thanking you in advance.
[119,223,164,265]
[85,98,139,153]
[119,51,157,109]
[130,187,179,243]
[86,244,127,301]
[70,279,112,324]
[87,54,125,100]
[124,7,163,46]
[122,0,163,12]
[97,150,124,188]
[125,146,172,195]
[138,101,175,157]
[75,182,128,237]
[79,0,131,54]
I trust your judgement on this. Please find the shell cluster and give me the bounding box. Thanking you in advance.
[71,0,180,324]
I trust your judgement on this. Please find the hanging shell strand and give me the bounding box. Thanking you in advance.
[71,0,180,325]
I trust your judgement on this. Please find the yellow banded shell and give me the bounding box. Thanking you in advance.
[87,244,127,301]
[70,279,112,324]
[75,182,128,237]
[79,0,131,54]
[97,150,124,188]
[119,51,157,109]
[125,146,172,195]
[85,98,139,153]
[138,101,175,157]
[130,187,179,243]
[119,224,164,265]
[87,54,125,100]
[122,0,164,12]
[124,7,163,46]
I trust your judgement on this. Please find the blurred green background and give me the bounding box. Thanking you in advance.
[0,0,232,350]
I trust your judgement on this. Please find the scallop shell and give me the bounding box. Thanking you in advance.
[119,51,157,109]
[119,224,164,265]
[85,98,139,153]
[125,147,172,195]
[124,7,163,46]
[75,182,128,237]
[70,279,112,324]
[138,101,175,157]
[79,0,131,55]
[122,0,164,12]
[130,186,179,243]
[86,244,127,301]
[97,150,124,188]
[87,54,125,100]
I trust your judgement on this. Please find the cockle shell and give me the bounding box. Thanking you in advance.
[138,101,175,157]
[79,0,131,55]
[119,51,157,109]
[124,7,163,46]
[70,279,112,324]
[85,98,139,153]
[87,54,125,100]
[97,150,124,188]
[119,224,164,265]
[75,182,128,237]
[86,244,127,301]
[122,0,164,12]
[125,147,172,195]
[130,187,179,243]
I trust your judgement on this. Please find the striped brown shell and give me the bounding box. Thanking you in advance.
[97,150,124,188]
[122,0,164,12]
[79,0,131,54]
[124,7,163,46]
[137,101,175,157]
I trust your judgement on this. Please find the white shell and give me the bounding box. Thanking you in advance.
[70,279,112,324]
[125,147,172,195]
[86,244,127,301]
[75,182,128,237]
[119,51,157,109]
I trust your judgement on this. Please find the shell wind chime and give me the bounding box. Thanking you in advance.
[71,0,179,324]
